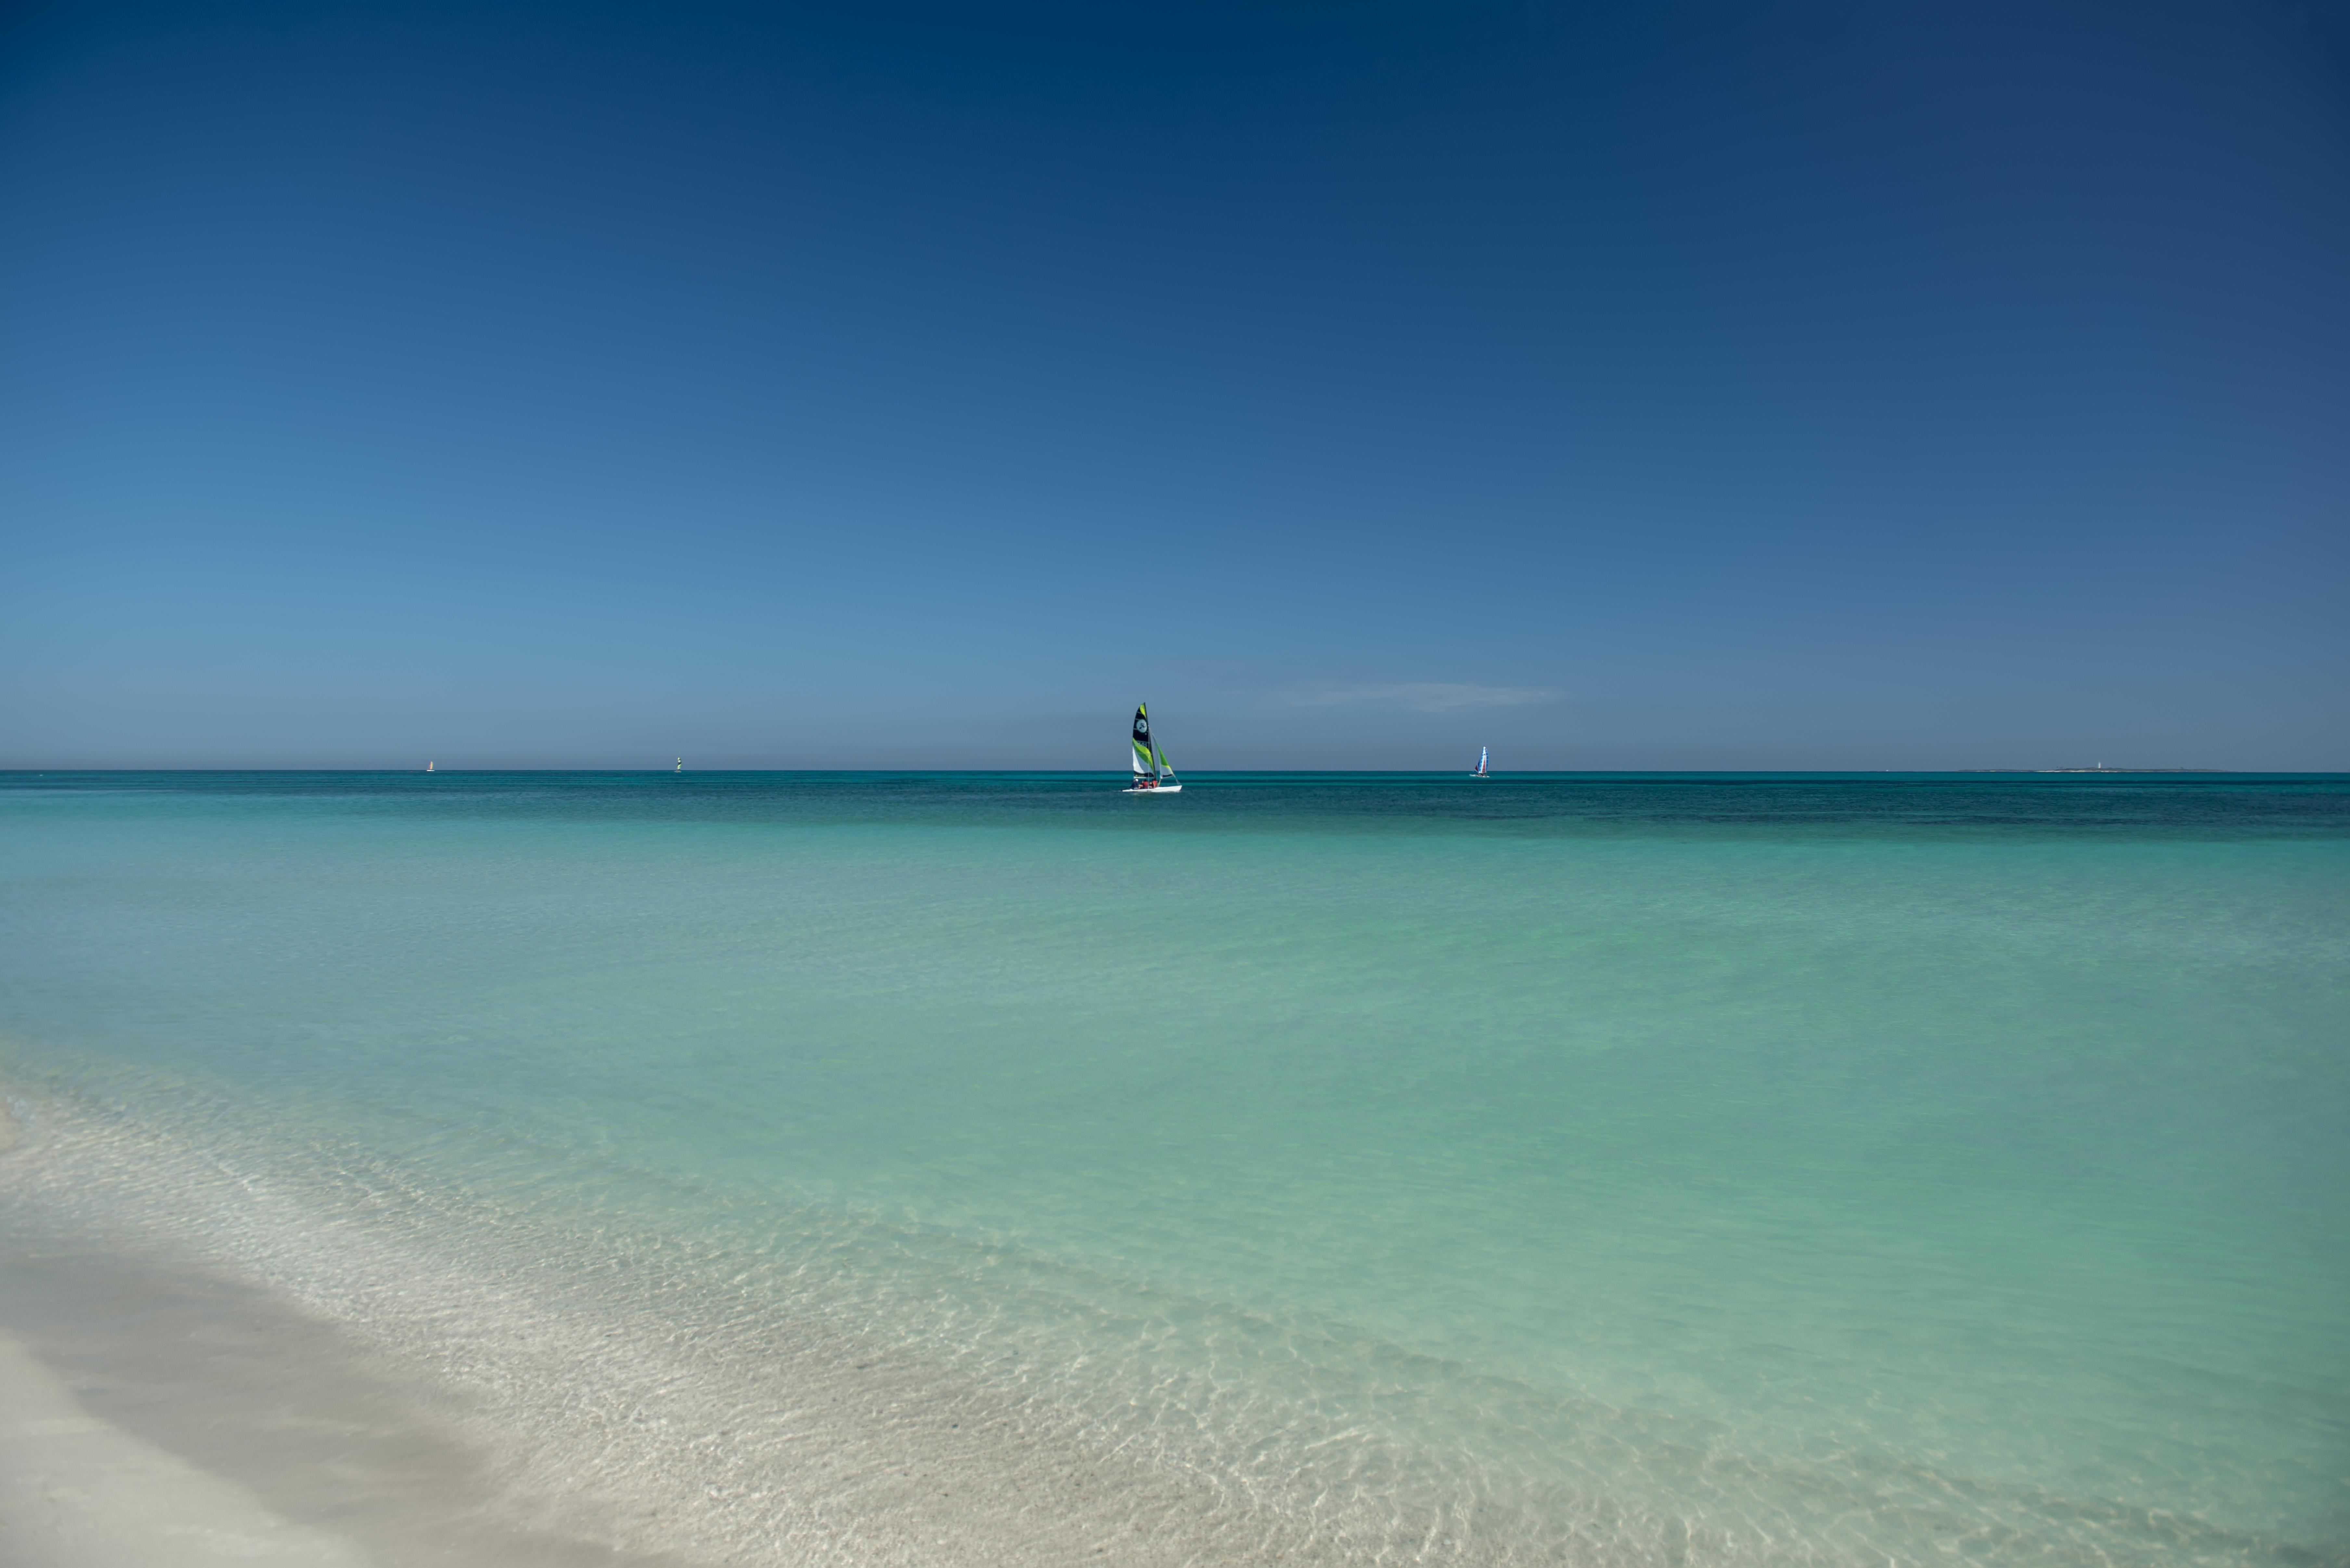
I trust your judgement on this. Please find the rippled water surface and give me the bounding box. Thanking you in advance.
[3,772,2345,1564]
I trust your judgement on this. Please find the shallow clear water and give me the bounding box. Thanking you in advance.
[2,772,2345,1563]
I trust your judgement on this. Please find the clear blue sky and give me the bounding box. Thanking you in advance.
[4,1,2344,769]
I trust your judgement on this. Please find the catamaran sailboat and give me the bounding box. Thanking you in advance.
[1472,746,1489,778]
[1125,704,1182,794]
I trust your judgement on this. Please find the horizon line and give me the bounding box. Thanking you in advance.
[7,766,2327,779]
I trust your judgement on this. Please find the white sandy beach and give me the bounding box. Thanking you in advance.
[0,1323,374,1568]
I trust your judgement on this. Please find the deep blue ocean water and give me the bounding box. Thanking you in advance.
[2,772,2344,1564]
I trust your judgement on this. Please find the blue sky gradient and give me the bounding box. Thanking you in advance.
[4,1,2345,768]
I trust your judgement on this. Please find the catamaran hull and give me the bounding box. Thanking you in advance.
[1124,784,1183,794]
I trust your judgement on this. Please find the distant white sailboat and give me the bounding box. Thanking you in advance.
[1124,704,1182,794]
[1471,746,1489,779]
[426,761,435,772]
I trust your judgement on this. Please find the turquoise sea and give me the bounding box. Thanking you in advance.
[2,772,2345,1565]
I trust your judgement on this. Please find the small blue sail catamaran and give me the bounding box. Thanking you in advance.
[1472,746,1490,778]
[1125,704,1182,794]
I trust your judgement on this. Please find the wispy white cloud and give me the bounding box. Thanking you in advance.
[1273,681,1563,713]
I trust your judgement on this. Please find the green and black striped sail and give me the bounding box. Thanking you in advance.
[1132,705,1155,777]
